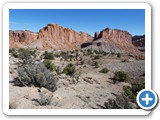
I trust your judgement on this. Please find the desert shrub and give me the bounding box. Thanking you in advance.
[100,68,109,73]
[63,63,76,76]
[93,50,108,56]
[14,62,57,92]
[43,51,54,60]
[18,49,31,61]
[9,48,18,58]
[123,86,135,100]
[123,79,145,101]
[59,51,76,61]
[94,55,100,59]
[85,49,92,55]
[117,53,121,58]
[94,61,99,68]
[9,48,15,53]
[32,91,53,106]
[99,94,131,109]
[80,61,84,65]
[60,51,67,57]
[43,60,56,71]
[94,50,99,54]
[18,48,36,63]
[113,71,129,83]
[54,53,60,58]
[102,52,109,56]
[111,52,115,55]
[131,80,145,93]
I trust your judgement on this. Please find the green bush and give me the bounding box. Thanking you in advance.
[59,51,76,61]
[123,79,145,101]
[117,53,121,58]
[131,79,145,94]
[63,63,76,76]
[100,68,109,73]
[94,61,99,68]
[100,94,131,109]
[123,86,135,100]
[9,48,15,53]
[43,51,54,60]
[9,48,18,58]
[18,48,36,63]
[113,71,129,83]
[94,55,100,59]
[19,50,31,61]
[85,49,92,55]
[111,52,115,55]
[43,60,56,71]
[80,61,84,65]
[14,62,57,92]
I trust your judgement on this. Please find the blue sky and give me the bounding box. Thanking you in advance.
[9,9,145,36]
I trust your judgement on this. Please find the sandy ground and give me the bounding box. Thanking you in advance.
[9,52,144,109]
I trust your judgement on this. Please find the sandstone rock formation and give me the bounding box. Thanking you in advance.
[81,28,144,59]
[132,35,145,52]
[9,30,38,48]
[9,24,144,59]
[10,24,93,50]
[132,35,145,47]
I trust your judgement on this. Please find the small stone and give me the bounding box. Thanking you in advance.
[83,77,93,84]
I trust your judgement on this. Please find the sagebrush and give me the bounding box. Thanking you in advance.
[14,62,57,92]
[43,60,56,71]
[113,71,129,83]
[63,63,76,76]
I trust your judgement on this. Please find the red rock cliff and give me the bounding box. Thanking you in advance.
[85,28,144,59]
[94,28,132,45]
[36,24,93,50]
[10,30,38,48]
[9,24,93,50]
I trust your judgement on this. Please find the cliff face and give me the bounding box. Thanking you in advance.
[83,27,134,52]
[9,30,38,48]
[9,24,93,50]
[82,28,144,59]
[132,35,145,52]
[9,24,144,59]
[132,35,145,47]
[94,28,132,44]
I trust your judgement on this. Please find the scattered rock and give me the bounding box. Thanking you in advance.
[62,81,69,87]
[83,77,94,84]
[31,87,53,106]
[59,73,67,79]
[128,101,139,109]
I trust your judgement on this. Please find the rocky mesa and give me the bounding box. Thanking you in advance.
[10,24,144,59]
[10,24,93,50]
[81,28,144,59]
[9,30,38,48]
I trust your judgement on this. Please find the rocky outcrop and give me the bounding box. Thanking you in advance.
[9,30,38,48]
[94,28,132,44]
[9,24,144,59]
[132,35,145,52]
[10,24,93,50]
[82,28,144,59]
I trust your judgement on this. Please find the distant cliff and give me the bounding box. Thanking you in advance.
[81,27,144,59]
[132,35,145,47]
[10,24,93,50]
[9,24,144,59]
